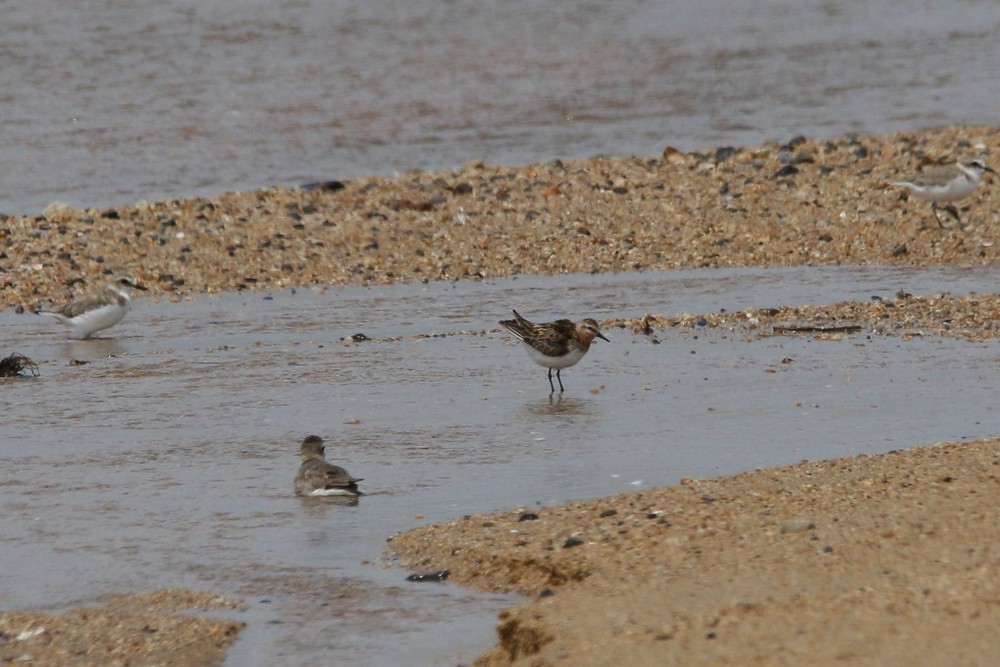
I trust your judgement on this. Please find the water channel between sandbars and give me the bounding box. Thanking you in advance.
[1,265,997,666]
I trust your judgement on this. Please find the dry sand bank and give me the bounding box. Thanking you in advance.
[389,436,1000,666]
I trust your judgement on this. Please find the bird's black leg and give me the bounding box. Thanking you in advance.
[556,369,565,393]
[931,203,944,227]
[547,367,556,394]
[943,204,962,225]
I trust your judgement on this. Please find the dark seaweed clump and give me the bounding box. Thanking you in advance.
[0,353,39,378]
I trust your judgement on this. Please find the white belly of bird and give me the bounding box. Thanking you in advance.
[308,487,355,496]
[66,303,128,337]
[523,342,586,370]
[912,178,977,202]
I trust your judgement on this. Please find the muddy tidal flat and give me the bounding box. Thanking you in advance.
[2,126,998,666]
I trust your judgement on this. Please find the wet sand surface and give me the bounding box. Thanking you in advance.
[0,126,998,665]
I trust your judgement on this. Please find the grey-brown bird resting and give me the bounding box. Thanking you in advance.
[293,435,362,496]
[499,309,608,393]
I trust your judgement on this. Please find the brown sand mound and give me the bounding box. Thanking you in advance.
[391,437,1000,665]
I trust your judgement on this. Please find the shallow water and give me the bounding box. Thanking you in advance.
[0,265,998,665]
[1,0,997,215]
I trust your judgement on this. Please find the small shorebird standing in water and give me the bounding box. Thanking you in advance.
[293,435,363,497]
[37,276,147,338]
[891,158,995,226]
[499,309,609,394]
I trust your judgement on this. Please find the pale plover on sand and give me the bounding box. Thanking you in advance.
[38,276,147,338]
[499,309,608,394]
[293,435,362,497]
[891,158,995,226]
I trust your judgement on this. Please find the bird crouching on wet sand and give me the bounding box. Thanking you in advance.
[499,309,608,394]
[37,276,148,339]
[293,435,363,497]
[891,158,995,226]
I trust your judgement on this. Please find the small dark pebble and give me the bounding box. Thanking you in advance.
[100,209,121,219]
[300,180,346,192]
[519,512,540,522]
[69,359,90,366]
[773,164,799,178]
[714,146,738,162]
[538,588,554,598]
[599,509,618,518]
[892,243,908,256]
[350,333,370,342]
[696,317,708,327]
[451,182,473,195]
[406,569,450,583]
[562,537,584,549]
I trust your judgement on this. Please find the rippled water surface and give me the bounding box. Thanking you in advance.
[1,0,997,214]
[1,266,998,665]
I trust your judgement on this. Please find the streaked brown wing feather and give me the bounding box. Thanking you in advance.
[499,311,575,356]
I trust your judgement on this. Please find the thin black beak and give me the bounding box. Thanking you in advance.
[597,332,610,342]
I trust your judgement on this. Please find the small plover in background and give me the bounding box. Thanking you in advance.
[891,158,995,225]
[499,309,609,394]
[293,435,363,497]
[37,276,147,338]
